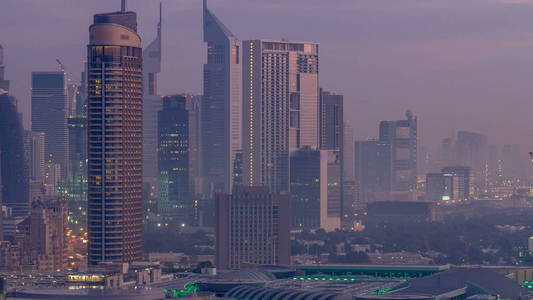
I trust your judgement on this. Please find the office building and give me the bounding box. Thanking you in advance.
[31,72,69,176]
[243,40,319,193]
[202,0,242,195]
[319,90,343,151]
[355,140,391,204]
[290,147,341,231]
[27,132,46,184]
[290,147,321,229]
[441,166,471,201]
[87,4,143,265]
[186,95,203,196]
[425,173,460,202]
[65,116,87,202]
[0,45,9,92]
[0,92,29,217]
[157,95,190,222]
[342,122,357,215]
[455,131,488,191]
[379,111,417,197]
[215,186,290,270]
[143,3,163,195]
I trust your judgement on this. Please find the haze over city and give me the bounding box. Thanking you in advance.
[2,0,533,299]
[4,0,533,151]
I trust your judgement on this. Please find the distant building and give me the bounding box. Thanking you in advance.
[65,116,87,202]
[27,132,46,184]
[143,3,163,197]
[0,93,29,217]
[0,45,9,92]
[202,0,242,195]
[455,131,488,191]
[86,6,144,265]
[425,173,460,202]
[441,166,471,201]
[19,199,67,272]
[243,40,319,193]
[31,72,68,176]
[379,111,417,196]
[215,186,290,269]
[157,95,190,223]
[290,147,341,231]
[342,122,356,218]
[319,90,343,151]
[290,147,321,229]
[354,140,391,204]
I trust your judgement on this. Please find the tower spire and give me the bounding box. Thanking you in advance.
[121,0,126,12]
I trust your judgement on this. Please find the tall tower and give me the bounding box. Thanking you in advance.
[0,45,9,91]
[31,72,69,177]
[202,0,242,195]
[86,2,143,265]
[379,111,418,198]
[242,40,319,194]
[143,3,163,195]
[157,95,190,223]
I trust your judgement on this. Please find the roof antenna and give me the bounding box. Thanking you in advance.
[121,0,126,12]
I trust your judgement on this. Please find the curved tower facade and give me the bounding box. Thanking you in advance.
[87,7,143,265]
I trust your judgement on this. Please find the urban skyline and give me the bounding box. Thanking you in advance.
[4,0,533,153]
[1,1,533,298]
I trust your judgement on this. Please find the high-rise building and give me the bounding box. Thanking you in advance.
[379,111,417,197]
[202,0,242,195]
[425,173,459,202]
[441,166,471,201]
[87,4,143,265]
[215,186,290,270]
[290,147,321,229]
[66,116,87,202]
[290,147,341,231]
[455,131,488,192]
[28,132,46,183]
[342,122,357,216]
[0,92,29,217]
[0,45,9,92]
[243,40,319,193]
[143,3,163,195]
[157,95,190,223]
[31,72,69,176]
[186,95,203,197]
[319,90,343,151]
[354,140,391,204]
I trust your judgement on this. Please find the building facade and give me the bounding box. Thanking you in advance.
[157,95,190,223]
[87,7,144,265]
[0,45,9,92]
[202,0,242,195]
[354,140,391,204]
[242,40,319,193]
[216,186,290,270]
[0,93,29,217]
[143,3,163,196]
[379,111,417,199]
[31,72,69,177]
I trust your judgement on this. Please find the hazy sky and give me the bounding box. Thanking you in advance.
[3,0,533,155]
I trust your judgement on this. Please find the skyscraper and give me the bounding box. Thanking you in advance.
[0,45,9,92]
[290,147,321,229]
[86,4,143,265]
[143,3,163,195]
[342,122,357,216]
[215,186,290,269]
[319,90,343,151]
[379,111,417,197]
[28,132,46,183]
[242,40,319,193]
[455,131,488,192]
[157,95,190,223]
[354,140,391,204]
[202,0,242,195]
[0,92,29,217]
[31,72,69,177]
